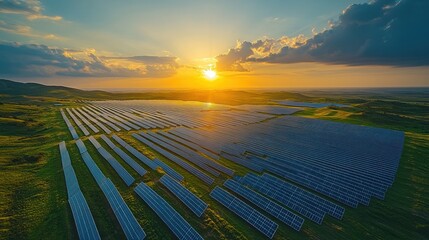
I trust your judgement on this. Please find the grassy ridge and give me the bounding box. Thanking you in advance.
[0,91,428,239]
[0,102,71,239]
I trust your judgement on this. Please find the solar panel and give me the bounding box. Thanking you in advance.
[59,141,101,240]
[86,106,131,131]
[219,152,263,172]
[260,173,344,220]
[210,187,278,239]
[71,108,99,133]
[59,141,71,167]
[159,131,219,160]
[100,135,147,176]
[77,108,112,134]
[153,159,184,182]
[134,182,203,240]
[101,179,146,240]
[81,151,106,186]
[141,132,220,177]
[66,108,90,136]
[223,179,304,231]
[150,132,234,176]
[74,139,145,239]
[159,175,208,217]
[88,136,135,186]
[69,191,101,240]
[94,106,140,130]
[60,109,79,140]
[111,134,159,170]
[133,133,214,185]
[239,173,325,224]
[82,107,121,132]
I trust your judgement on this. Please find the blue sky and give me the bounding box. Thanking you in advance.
[0,0,428,89]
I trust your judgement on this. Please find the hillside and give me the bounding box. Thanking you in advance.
[0,79,312,105]
[0,79,112,99]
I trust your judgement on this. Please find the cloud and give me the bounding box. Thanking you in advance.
[0,42,179,78]
[0,0,62,21]
[216,41,253,71]
[104,56,179,66]
[0,20,61,39]
[216,0,429,71]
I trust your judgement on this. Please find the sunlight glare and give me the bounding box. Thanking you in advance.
[203,68,217,81]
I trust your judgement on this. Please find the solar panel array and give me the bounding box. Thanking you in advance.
[88,136,135,186]
[100,134,147,176]
[74,139,146,239]
[60,109,79,140]
[159,175,208,217]
[134,182,203,240]
[58,99,405,238]
[59,141,100,240]
[210,187,278,239]
[223,179,304,231]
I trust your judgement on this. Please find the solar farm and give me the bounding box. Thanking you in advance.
[57,99,405,239]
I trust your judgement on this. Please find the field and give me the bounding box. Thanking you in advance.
[0,89,428,240]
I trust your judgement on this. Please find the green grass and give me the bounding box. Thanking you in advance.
[0,92,428,240]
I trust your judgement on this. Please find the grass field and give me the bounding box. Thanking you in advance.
[0,91,428,239]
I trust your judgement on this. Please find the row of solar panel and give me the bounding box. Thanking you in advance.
[65,108,90,136]
[88,136,135,186]
[94,106,140,130]
[238,173,342,224]
[59,141,101,240]
[132,133,214,185]
[147,131,234,176]
[74,139,146,239]
[141,132,221,176]
[159,175,208,217]
[157,131,219,160]
[223,179,305,231]
[60,109,79,140]
[66,103,180,137]
[108,134,184,182]
[246,153,379,204]
[134,182,203,240]
[90,100,304,130]
[70,108,99,133]
[210,187,278,239]
[100,134,147,176]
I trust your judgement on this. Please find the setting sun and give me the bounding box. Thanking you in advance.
[203,68,217,81]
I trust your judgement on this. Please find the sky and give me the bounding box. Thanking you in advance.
[0,0,428,90]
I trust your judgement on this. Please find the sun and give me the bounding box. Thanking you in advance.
[203,68,217,81]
